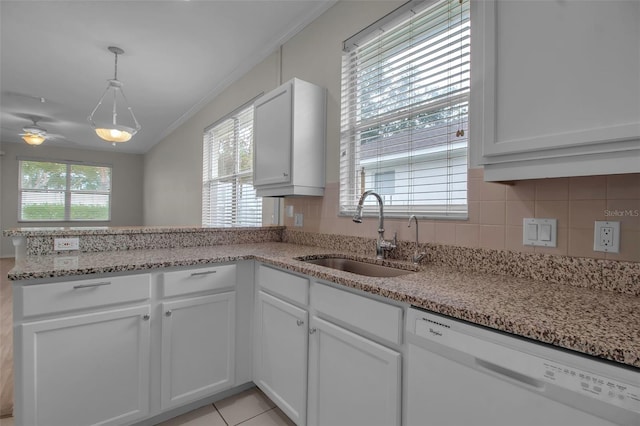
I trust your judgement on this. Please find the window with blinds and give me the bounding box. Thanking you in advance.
[202,104,262,227]
[19,159,112,221]
[340,0,470,219]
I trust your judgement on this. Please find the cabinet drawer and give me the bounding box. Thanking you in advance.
[161,264,236,298]
[257,264,309,305]
[311,283,403,345]
[21,274,151,317]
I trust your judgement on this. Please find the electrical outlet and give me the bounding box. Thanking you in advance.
[601,227,614,247]
[294,213,304,227]
[54,237,79,251]
[593,221,620,253]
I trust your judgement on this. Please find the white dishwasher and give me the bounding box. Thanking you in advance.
[405,307,640,426]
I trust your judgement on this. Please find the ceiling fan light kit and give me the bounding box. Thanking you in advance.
[21,119,48,145]
[88,46,141,144]
[22,133,46,146]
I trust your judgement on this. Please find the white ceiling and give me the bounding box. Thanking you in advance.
[0,0,336,154]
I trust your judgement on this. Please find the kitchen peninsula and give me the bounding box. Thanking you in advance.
[5,226,640,425]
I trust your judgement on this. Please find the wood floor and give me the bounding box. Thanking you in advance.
[0,258,14,418]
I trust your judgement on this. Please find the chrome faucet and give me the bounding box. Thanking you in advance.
[408,215,426,264]
[353,190,397,259]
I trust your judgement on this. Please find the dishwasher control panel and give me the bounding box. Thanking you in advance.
[540,361,640,412]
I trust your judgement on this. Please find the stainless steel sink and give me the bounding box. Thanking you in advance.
[303,257,414,277]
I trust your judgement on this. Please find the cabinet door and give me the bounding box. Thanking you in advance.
[253,82,292,186]
[255,291,308,425]
[471,0,640,179]
[19,305,151,426]
[307,317,401,426]
[160,292,235,410]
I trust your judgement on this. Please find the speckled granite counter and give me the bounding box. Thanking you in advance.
[7,242,640,369]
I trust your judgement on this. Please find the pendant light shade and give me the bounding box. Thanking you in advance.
[88,46,141,144]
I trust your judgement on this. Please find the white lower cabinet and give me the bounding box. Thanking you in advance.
[253,264,404,426]
[306,316,401,426]
[16,261,405,426]
[14,265,241,426]
[19,305,151,426]
[160,292,236,410]
[254,291,308,425]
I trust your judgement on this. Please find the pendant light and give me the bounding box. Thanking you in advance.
[88,46,141,144]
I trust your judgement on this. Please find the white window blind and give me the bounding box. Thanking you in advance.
[202,104,262,227]
[19,159,112,221]
[340,0,470,219]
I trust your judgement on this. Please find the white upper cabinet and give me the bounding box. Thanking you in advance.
[253,78,326,196]
[470,0,640,181]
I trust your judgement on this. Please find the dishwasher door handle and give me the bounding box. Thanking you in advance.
[475,358,544,390]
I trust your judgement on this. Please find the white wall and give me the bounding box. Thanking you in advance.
[143,0,403,225]
[0,142,144,256]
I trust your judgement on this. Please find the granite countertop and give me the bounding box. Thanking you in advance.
[8,242,640,369]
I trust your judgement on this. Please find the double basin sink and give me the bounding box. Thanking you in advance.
[301,256,415,278]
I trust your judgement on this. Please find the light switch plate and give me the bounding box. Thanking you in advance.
[294,213,304,227]
[523,218,557,247]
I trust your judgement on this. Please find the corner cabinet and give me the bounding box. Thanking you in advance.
[253,78,326,196]
[470,0,640,181]
[254,264,310,425]
[255,291,308,424]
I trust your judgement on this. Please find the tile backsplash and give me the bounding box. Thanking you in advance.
[283,170,640,263]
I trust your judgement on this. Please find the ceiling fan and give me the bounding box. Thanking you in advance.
[20,117,49,145]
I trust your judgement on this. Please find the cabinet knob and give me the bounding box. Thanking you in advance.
[142,314,150,321]
[296,319,304,326]
[283,172,289,177]
[309,327,317,335]
[165,310,172,317]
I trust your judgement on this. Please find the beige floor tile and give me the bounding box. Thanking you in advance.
[156,404,225,426]
[0,416,14,426]
[215,387,275,426]
[237,408,295,426]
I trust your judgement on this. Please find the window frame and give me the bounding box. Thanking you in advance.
[18,158,113,222]
[202,99,262,228]
[339,0,470,220]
